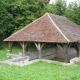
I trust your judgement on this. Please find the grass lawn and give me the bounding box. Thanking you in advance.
[0,61,80,80]
[0,43,80,80]
[0,43,22,61]
[0,43,37,61]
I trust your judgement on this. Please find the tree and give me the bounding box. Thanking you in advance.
[46,4,58,14]
[0,0,49,47]
[64,2,80,25]
[46,0,66,15]
[55,0,66,15]
[0,0,14,36]
[0,0,49,36]
[46,0,80,26]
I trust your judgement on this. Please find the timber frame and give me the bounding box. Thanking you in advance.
[4,13,80,63]
[8,42,13,54]
[57,43,70,63]
[7,41,80,63]
[34,42,44,59]
[57,42,80,62]
[20,42,28,56]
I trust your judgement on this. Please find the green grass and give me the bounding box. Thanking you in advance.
[0,43,9,61]
[0,43,80,80]
[0,61,80,80]
[0,43,22,61]
[0,43,37,61]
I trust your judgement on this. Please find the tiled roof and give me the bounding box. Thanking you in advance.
[4,13,80,43]
[50,13,80,42]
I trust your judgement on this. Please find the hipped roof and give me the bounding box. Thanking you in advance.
[4,13,80,43]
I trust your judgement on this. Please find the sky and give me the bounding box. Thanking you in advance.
[49,0,80,5]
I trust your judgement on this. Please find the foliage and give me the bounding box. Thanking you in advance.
[64,2,80,25]
[0,0,14,36]
[0,0,49,37]
[55,0,66,15]
[46,0,66,15]
[46,4,57,14]
[47,0,80,25]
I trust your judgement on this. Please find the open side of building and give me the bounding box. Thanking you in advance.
[4,13,80,63]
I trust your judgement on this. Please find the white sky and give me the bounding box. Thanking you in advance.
[49,0,79,5]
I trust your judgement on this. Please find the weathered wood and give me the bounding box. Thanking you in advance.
[77,43,80,57]
[41,43,44,49]
[57,44,64,53]
[20,42,28,56]
[63,44,70,63]
[34,43,44,59]
[34,43,40,50]
[57,43,70,63]
[20,42,23,47]
[8,42,13,54]
[23,42,25,56]
[20,42,28,48]
[76,44,80,57]
[79,43,80,57]
[76,43,80,57]
[74,42,79,57]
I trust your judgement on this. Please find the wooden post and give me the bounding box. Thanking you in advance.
[20,42,28,56]
[34,42,44,59]
[8,42,13,54]
[74,42,79,57]
[79,43,80,57]
[63,44,69,63]
[75,43,80,57]
[57,44,64,53]
[57,43,70,63]
[75,43,79,57]
[76,42,80,57]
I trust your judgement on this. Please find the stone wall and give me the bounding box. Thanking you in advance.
[56,48,77,60]
[26,47,77,61]
[26,48,57,60]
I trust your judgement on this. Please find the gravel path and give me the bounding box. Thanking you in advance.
[0,58,61,67]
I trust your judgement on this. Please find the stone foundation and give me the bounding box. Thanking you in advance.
[56,48,77,60]
[6,48,78,63]
[26,48,57,60]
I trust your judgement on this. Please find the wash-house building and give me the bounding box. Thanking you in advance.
[4,13,80,63]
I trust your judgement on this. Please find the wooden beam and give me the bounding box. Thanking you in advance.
[8,42,13,54]
[34,43,39,50]
[34,42,44,59]
[23,42,25,56]
[20,42,28,56]
[63,44,70,63]
[41,43,44,50]
[57,43,70,63]
[79,43,80,57]
[57,44,64,53]
[74,42,79,57]
[76,42,80,57]
[76,43,80,57]
[20,42,23,48]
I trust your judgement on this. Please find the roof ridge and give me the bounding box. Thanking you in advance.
[47,13,70,42]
